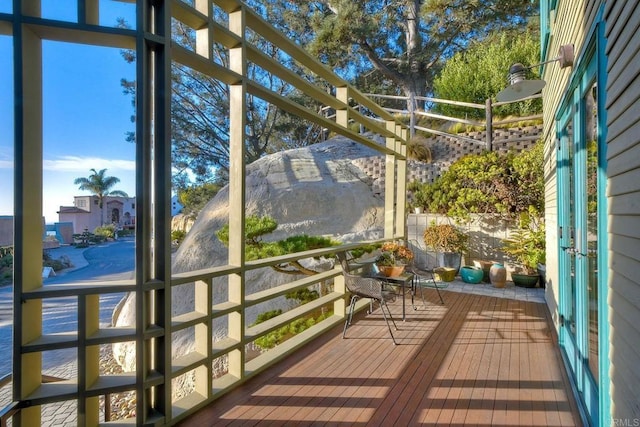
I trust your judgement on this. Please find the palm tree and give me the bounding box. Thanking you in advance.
[74,168,129,225]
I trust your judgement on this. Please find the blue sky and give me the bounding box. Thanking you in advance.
[0,2,137,223]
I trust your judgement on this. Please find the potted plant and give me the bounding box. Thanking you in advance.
[502,211,545,288]
[375,242,414,277]
[423,222,468,273]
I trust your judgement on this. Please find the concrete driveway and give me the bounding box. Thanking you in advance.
[0,237,135,379]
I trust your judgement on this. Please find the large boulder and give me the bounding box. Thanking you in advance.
[112,137,386,377]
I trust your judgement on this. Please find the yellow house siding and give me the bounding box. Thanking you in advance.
[604,0,640,421]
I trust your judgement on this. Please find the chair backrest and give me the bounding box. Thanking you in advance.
[409,239,432,270]
[336,252,351,273]
[341,269,383,299]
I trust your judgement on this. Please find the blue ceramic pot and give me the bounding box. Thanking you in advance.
[460,266,483,284]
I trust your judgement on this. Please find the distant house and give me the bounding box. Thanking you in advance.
[58,195,136,234]
[171,194,183,216]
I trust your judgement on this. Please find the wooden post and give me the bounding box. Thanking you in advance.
[485,98,493,151]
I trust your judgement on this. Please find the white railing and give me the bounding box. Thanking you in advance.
[366,93,543,150]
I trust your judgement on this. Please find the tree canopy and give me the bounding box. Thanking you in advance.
[298,1,537,109]
[74,168,128,208]
[177,183,222,218]
[121,1,539,186]
[433,29,542,119]
[74,168,129,225]
[120,6,326,189]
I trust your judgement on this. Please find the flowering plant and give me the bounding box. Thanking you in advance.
[376,242,414,266]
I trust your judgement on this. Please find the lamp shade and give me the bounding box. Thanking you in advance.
[495,44,574,103]
[496,79,546,102]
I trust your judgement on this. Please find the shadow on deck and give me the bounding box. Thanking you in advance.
[180,288,582,426]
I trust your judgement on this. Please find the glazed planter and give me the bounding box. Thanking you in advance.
[489,263,507,288]
[434,266,456,282]
[460,266,483,284]
[473,260,493,283]
[378,265,405,277]
[512,273,540,288]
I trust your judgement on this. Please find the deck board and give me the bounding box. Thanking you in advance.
[180,289,583,426]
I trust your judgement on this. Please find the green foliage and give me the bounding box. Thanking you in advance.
[94,224,117,239]
[117,228,135,237]
[349,244,379,259]
[216,215,278,247]
[0,246,12,285]
[411,141,544,220]
[285,288,319,304]
[1,247,74,286]
[177,183,222,217]
[251,288,327,350]
[0,246,12,268]
[423,222,468,253]
[72,229,105,247]
[502,208,545,273]
[253,309,283,325]
[433,30,542,119]
[171,229,186,245]
[121,10,324,188]
[74,168,128,209]
[304,0,535,101]
[253,311,332,350]
[249,235,339,262]
[376,242,414,266]
[217,215,339,275]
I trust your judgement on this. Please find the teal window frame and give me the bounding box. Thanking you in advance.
[554,7,610,427]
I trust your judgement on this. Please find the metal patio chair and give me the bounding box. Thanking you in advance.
[407,239,447,307]
[336,252,398,345]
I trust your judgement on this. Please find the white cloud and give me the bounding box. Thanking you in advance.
[43,156,136,172]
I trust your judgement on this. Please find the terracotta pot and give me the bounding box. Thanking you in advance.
[489,263,507,288]
[378,265,405,277]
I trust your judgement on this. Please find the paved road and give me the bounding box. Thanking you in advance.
[0,237,135,379]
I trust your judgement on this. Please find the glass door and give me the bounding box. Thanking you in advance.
[557,55,601,426]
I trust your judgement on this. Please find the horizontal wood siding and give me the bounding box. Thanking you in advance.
[604,0,640,420]
[540,0,600,329]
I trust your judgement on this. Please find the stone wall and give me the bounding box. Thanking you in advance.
[407,213,513,269]
[352,124,542,193]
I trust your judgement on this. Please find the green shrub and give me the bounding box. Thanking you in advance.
[411,140,544,221]
[94,224,117,239]
[171,229,187,245]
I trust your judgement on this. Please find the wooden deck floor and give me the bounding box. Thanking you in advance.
[180,289,583,426]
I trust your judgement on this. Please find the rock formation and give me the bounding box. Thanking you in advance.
[112,137,387,382]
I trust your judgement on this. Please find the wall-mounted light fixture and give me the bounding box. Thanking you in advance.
[496,44,575,102]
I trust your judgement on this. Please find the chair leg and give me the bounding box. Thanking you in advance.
[433,282,445,304]
[343,295,358,338]
[379,300,398,345]
[412,278,428,310]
